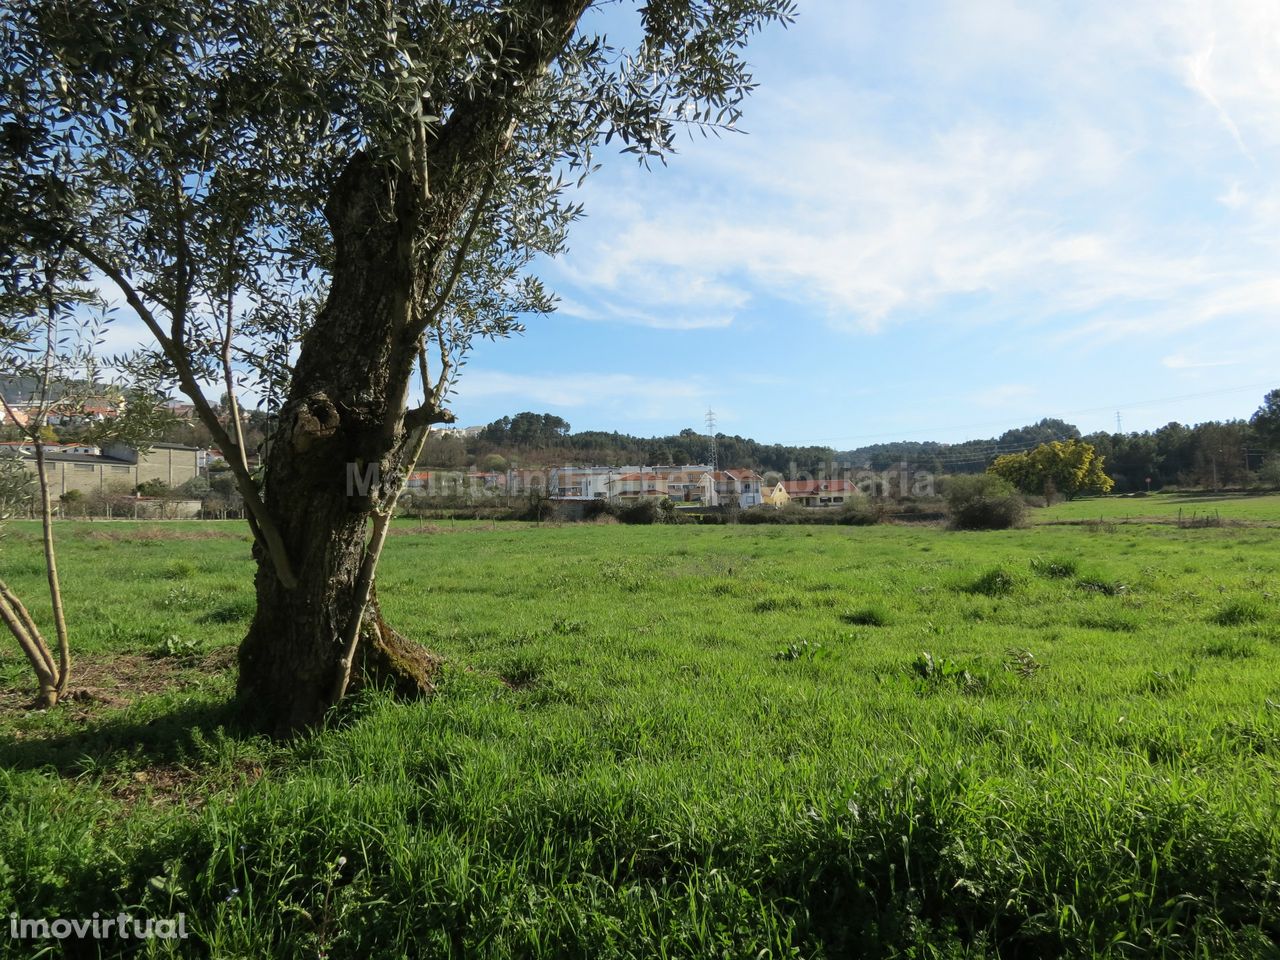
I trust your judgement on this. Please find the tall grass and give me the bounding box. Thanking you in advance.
[0,518,1278,957]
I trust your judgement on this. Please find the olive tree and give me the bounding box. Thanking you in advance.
[0,250,170,705]
[2,0,795,734]
[0,259,104,707]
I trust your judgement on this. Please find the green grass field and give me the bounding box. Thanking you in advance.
[1037,491,1280,524]
[1,512,1278,958]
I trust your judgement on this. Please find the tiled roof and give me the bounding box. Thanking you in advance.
[780,480,859,494]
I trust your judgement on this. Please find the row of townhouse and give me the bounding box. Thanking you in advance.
[402,466,866,511]
[553,469,865,510]
[1,376,121,427]
[404,464,769,508]
[601,466,767,508]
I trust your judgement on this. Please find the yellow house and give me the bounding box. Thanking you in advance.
[781,479,860,508]
[763,482,790,508]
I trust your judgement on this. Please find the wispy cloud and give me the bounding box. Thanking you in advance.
[555,295,733,330]
[548,0,1280,353]
[451,370,710,423]
[1161,353,1241,370]
[969,384,1035,409]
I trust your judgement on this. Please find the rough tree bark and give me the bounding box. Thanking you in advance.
[236,155,441,734]
[234,0,589,735]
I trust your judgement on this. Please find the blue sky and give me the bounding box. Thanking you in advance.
[450,0,1280,447]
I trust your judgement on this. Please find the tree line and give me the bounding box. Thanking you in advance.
[432,413,839,474]
[431,393,1280,492]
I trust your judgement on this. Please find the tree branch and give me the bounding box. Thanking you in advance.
[0,579,56,684]
[32,438,70,697]
[332,346,443,704]
[169,164,191,349]
[403,404,456,433]
[417,174,496,341]
[56,232,299,588]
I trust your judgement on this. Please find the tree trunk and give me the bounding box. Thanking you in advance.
[236,154,441,736]
[233,1,591,735]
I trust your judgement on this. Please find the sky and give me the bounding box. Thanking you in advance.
[448,0,1280,448]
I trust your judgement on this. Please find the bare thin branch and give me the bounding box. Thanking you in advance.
[57,233,299,589]
[31,439,70,697]
[0,580,56,683]
[420,175,496,337]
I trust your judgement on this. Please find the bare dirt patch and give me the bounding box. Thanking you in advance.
[75,525,249,542]
[106,757,266,810]
[0,645,238,720]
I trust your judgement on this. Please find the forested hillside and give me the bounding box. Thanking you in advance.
[426,391,1280,493]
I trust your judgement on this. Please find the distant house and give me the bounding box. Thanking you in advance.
[606,470,668,502]
[0,441,102,457]
[698,469,766,508]
[603,465,711,503]
[725,469,766,508]
[763,482,790,508]
[0,374,121,426]
[548,466,630,500]
[162,399,198,419]
[601,465,765,508]
[468,471,508,490]
[780,479,860,508]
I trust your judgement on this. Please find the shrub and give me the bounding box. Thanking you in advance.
[836,501,884,526]
[741,505,825,525]
[943,474,1026,530]
[841,605,890,626]
[147,633,202,659]
[612,498,678,525]
[739,504,882,525]
[1030,555,1077,579]
[1211,598,1268,627]
[909,651,991,694]
[657,497,678,524]
[773,640,826,661]
[581,499,613,521]
[965,567,1022,597]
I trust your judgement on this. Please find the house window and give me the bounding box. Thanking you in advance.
[73,463,94,471]
[111,465,130,473]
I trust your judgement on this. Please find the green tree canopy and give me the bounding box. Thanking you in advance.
[1251,389,1280,450]
[989,439,1114,504]
[0,0,796,732]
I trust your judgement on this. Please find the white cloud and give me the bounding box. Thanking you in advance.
[452,370,710,422]
[969,384,1035,409]
[1161,353,1240,370]
[555,295,733,330]
[1173,1,1280,154]
[548,0,1280,350]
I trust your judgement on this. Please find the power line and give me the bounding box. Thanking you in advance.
[794,381,1274,447]
[704,408,717,476]
[834,434,1080,469]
